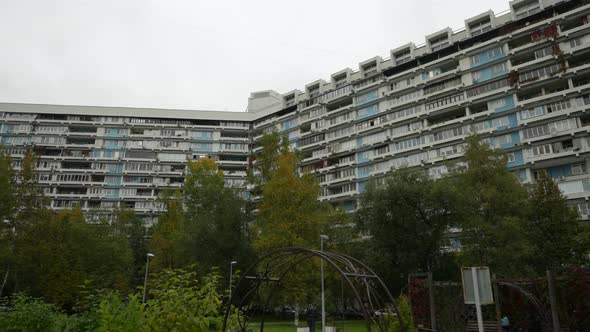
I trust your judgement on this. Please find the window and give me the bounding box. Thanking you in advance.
[491,62,507,75]
[395,137,426,151]
[433,127,465,142]
[534,46,553,59]
[506,153,516,163]
[549,118,578,132]
[523,125,549,139]
[545,100,571,113]
[487,47,503,58]
[570,37,583,48]
[530,144,552,156]
[492,116,509,128]
[297,133,324,147]
[488,98,507,110]
[472,71,483,82]
[572,163,587,175]
[466,78,510,98]
[575,202,589,216]
[424,77,462,94]
[521,106,545,120]
[496,134,512,146]
[518,64,560,83]
[425,92,465,110]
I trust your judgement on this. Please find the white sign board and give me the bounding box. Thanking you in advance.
[461,267,494,305]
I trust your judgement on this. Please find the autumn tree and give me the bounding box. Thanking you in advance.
[254,138,332,254]
[150,190,185,271]
[526,173,590,273]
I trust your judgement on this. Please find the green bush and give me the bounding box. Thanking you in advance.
[0,293,61,332]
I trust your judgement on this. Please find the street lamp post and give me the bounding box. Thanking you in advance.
[142,253,155,304]
[320,234,329,332]
[229,261,237,303]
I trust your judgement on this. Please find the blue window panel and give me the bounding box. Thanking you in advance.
[358,167,370,178]
[506,150,524,167]
[193,131,213,140]
[355,90,379,106]
[288,135,299,142]
[358,181,368,193]
[104,140,124,149]
[105,176,122,186]
[356,151,370,164]
[0,125,5,133]
[494,95,515,113]
[342,200,356,212]
[508,114,518,128]
[514,169,528,182]
[449,239,462,250]
[105,189,120,199]
[104,151,114,158]
[356,104,380,120]
[191,143,213,152]
[497,132,521,149]
[356,137,363,149]
[471,47,506,68]
[511,132,521,144]
[105,128,125,138]
[547,165,573,179]
[280,119,298,132]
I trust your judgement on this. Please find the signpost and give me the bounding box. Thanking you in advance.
[461,267,494,332]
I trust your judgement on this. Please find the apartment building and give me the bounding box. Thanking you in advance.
[3,0,590,222]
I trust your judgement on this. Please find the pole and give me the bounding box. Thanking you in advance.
[492,274,502,332]
[142,253,154,304]
[321,235,327,332]
[472,267,484,332]
[546,270,560,332]
[427,272,436,331]
[229,261,237,303]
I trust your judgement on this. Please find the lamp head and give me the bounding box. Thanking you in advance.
[320,235,329,240]
[147,253,155,258]
[230,261,237,265]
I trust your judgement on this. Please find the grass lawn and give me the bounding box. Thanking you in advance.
[249,320,373,332]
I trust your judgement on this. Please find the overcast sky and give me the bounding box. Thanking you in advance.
[0,0,510,112]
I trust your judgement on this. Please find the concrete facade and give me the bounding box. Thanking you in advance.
[3,0,590,221]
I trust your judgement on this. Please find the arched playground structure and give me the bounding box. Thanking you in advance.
[221,247,407,332]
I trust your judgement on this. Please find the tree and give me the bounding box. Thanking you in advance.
[254,141,332,254]
[18,209,133,309]
[357,169,460,293]
[526,173,590,272]
[453,135,532,275]
[14,149,49,224]
[113,208,149,286]
[248,131,291,186]
[0,148,50,297]
[149,190,185,271]
[179,158,253,276]
[0,147,16,297]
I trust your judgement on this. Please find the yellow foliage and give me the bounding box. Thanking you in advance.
[188,158,224,177]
